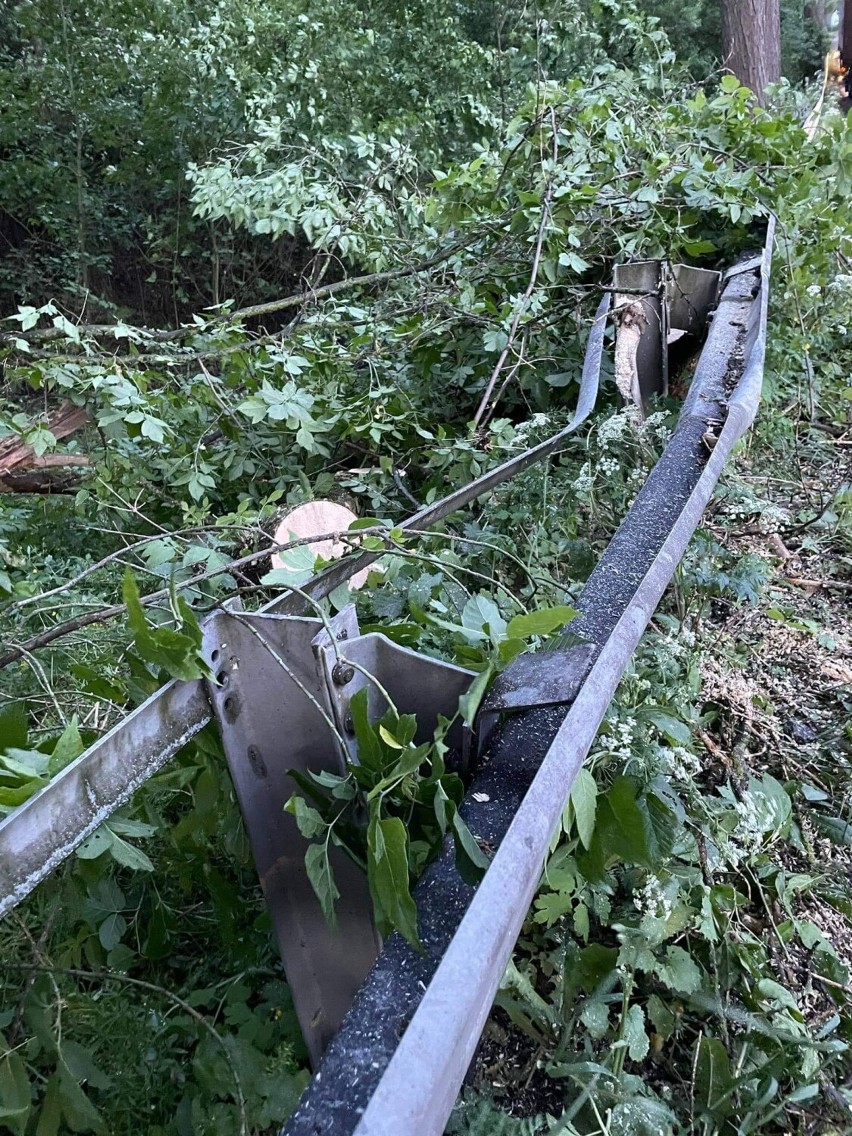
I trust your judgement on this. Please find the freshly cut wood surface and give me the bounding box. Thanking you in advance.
[0,402,89,473]
[270,500,371,590]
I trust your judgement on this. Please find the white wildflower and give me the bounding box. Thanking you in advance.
[633,874,674,921]
[514,412,550,441]
[573,462,594,494]
[639,410,671,443]
[667,745,701,781]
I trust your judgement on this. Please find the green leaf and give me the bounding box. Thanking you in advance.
[98,912,126,950]
[55,1062,106,1133]
[48,717,83,776]
[0,1048,31,1134]
[378,724,404,750]
[0,702,28,751]
[367,743,429,799]
[461,595,506,644]
[506,605,578,640]
[657,945,702,994]
[1,748,49,777]
[601,776,651,865]
[580,998,609,1039]
[622,1003,649,1061]
[642,791,679,862]
[647,994,677,1041]
[367,816,419,948]
[813,815,852,846]
[61,1042,111,1092]
[568,768,597,850]
[694,1035,733,1119]
[573,901,590,941]
[643,709,692,746]
[76,828,114,860]
[35,1074,62,1136]
[284,795,328,839]
[451,812,490,885]
[534,890,573,926]
[458,665,493,728]
[305,843,339,927]
[348,688,384,770]
[122,570,208,682]
[105,831,154,872]
[0,784,43,809]
[434,782,452,834]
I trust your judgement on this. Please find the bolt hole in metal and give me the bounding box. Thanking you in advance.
[222,694,239,723]
[211,648,220,662]
[216,670,228,686]
[247,745,267,779]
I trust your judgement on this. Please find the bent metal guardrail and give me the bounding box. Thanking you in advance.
[0,223,774,1135]
[289,231,774,1136]
[0,288,609,925]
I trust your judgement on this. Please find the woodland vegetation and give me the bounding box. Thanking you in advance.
[1,1,851,1133]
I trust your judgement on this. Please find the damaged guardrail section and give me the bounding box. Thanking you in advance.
[283,225,775,1136]
[0,221,774,1136]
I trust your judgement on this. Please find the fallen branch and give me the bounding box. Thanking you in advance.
[0,401,89,476]
[2,242,469,346]
[0,525,385,670]
[0,465,88,494]
[471,107,558,430]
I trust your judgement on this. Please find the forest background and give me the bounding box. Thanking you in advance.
[1,2,851,1134]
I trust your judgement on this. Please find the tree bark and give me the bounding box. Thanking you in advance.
[842,0,852,67]
[0,402,89,477]
[720,0,781,104]
[805,0,828,31]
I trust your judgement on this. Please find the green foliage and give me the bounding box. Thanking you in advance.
[1,2,851,1132]
[123,569,209,682]
[0,0,499,317]
[631,0,828,84]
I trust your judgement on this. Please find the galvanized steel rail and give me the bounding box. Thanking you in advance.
[282,226,775,1136]
[0,222,774,1136]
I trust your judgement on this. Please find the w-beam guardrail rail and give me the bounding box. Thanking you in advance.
[0,223,774,1136]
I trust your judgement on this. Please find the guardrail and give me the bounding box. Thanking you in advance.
[282,227,774,1135]
[0,222,774,1135]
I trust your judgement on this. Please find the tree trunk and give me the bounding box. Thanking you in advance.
[804,1,827,31]
[720,0,781,104]
[842,0,852,67]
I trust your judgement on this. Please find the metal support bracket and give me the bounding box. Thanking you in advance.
[613,260,721,414]
[201,604,475,1066]
[475,644,596,757]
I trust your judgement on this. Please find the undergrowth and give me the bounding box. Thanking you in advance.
[1,5,851,1134]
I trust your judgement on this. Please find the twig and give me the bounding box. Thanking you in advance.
[782,576,852,593]
[471,106,559,429]
[0,526,383,670]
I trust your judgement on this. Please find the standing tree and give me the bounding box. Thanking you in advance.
[843,0,852,67]
[719,0,781,102]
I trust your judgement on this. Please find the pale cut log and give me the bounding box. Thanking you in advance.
[270,501,372,590]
